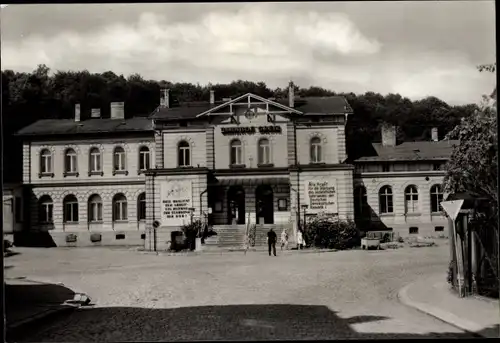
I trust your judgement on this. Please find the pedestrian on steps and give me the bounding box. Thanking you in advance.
[267,228,277,256]
[280,229,288,250]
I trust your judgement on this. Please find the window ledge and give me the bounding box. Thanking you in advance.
[63,171,79,177]
[89,221,103,224]
[39,172,55,178]
[431,212,444,216]
[113,170,129,176]
[89,171,104,177]
[230,164,246,169]
[138,169,148,174]
[64,221,79,225]
[113,220,129,223]
[178,165,194,169]
[379,213,395,217]
[309,162,326,165]
[257,163,274,168]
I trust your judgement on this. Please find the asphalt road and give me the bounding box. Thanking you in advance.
[5,243,477,340]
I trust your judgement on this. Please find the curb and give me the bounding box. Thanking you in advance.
[397,283,484,338]
[137,248,339,255]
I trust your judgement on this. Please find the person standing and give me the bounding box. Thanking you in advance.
[280,228,289,250]
[267,228,277,256]
[297,229,305,250]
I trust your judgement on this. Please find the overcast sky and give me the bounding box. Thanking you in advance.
[0,2,496,105]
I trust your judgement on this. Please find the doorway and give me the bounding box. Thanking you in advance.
[255,185,274,224]
[227,186,245,224]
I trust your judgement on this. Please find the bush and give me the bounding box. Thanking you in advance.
[303,216,360,250]
[181,220,203,251]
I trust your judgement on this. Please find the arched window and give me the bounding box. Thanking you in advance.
[38,195,53,223]
[88,194,103,222]
[40,149,52,174]
[405,185,419,214]
[64,148,78,173]
[89,147,101,172]
[379,186,393,214]
[258,138,271,165]
[137,192,146,221]
[113,194,128,221]
[354,186,368,217]
[178,141,191,167]
[139,146,150,171]
[63,194,79,223]
[230,139,243,165]
[113,147,126,171]
[430,184,444,213]
[310,137,322,163]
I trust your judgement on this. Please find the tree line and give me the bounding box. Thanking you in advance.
[1,64,478,182]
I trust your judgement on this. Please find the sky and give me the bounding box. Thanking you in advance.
[0,2,496,105]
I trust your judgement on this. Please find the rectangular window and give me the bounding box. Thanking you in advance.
[139,151,150,170]
[409,227,419,234]
[90,153,101,172]
[435,226,444,232]
[231,146,242,165]
[259,145,270,165]
[114,202,128,221]
[139,201,146,220]
[214,201,223,213]
[64,203,78,223]
[89,203,103,222]
[382,163,390,172]
[278,198,288,211]
[114,153,126,171]
[15,197,22,223]
[179,148,190,167]
[41,155,52,173]
[40,203,53,223]
[65,154,77,172]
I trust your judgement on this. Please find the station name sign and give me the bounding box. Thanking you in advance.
[221,126,282,135]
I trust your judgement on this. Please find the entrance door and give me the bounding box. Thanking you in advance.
[255,185,274,224]
[227,186,245,224]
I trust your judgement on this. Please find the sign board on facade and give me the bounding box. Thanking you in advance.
[221,126,282,135]
[160,180,193,226]
[304,179,338,214]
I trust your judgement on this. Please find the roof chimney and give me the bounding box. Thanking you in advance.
[381,124,396,147]
[110,102,125,120]
[431,127,439,142]
[75,104,81,122]
[288,81,294,108]
[160,88,170,108]
[210,90,215,105]
[91,108,101,119]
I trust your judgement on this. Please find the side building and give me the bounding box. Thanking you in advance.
[15,103,155,246]
[353,126,456,238]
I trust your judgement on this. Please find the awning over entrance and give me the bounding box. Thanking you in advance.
[215,177,290,186]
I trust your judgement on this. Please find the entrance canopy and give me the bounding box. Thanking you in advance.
[215,176,290,187]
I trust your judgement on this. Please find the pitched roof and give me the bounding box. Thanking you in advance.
[355,140,459,162]
[16,117,154,136]
[150,95,351,120]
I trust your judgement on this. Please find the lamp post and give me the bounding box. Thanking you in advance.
[301,204,309,233]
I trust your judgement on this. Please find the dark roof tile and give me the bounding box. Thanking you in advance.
[16,117,153,136]
[355,140,459,162]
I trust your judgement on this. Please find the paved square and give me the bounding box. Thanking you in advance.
[5,244,476,340]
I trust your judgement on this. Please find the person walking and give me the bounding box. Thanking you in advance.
[280,228,289,250]
[267,228,277,256]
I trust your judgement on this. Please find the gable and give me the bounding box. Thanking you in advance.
[196,93,303,118]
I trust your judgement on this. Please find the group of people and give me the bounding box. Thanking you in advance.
[266,228,306,256]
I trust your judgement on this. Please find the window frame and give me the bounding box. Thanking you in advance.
[88,195,103,223]
[178,141,191,167]
[138,193,147,221]
[139,146,151,171]
[113,194,128,222]
[310,137,323,164]
[430,184,444,213]
[113,146,128,174]
[379,185,394,214]
[404,185,419,214]
[40,149,53,175]
[39,196,54,224]
[258,138,271,166]
[89,147,102,173]
[64,148,78,174]
[230,139,244,166]
[63,195,79,223]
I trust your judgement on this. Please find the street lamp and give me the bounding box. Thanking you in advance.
[301,204,309,233]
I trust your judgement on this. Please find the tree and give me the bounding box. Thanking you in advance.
[443,63,498,294]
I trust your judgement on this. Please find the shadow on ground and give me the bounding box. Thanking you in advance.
[6,283,486,342]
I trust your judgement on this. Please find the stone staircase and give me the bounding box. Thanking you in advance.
[252,224,292,247]
[204,225,247,249]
